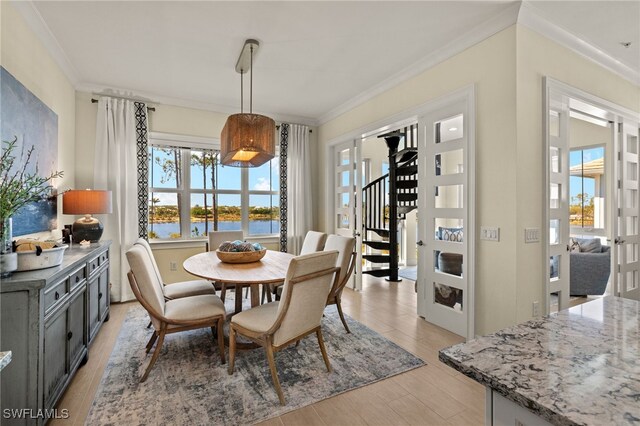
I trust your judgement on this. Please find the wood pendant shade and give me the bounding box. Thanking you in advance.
[220,113,275,167]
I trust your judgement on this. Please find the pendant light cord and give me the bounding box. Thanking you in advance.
[250,45,253,114]
[240,68,244,113]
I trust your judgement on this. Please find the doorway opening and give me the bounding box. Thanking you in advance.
[545,78,640,313]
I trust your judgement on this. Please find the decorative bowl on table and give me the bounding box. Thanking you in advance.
[215,240,266,264]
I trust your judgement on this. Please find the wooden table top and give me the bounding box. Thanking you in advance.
[183,250,295,284]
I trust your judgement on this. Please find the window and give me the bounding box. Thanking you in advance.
[147,135,279,240]
[570,146,605,232]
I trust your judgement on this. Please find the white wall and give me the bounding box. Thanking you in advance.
[514,25,640,324]
[1,2,76,231]
[319,26,519,335]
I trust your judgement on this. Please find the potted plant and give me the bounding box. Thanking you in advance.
[1,137,63,277]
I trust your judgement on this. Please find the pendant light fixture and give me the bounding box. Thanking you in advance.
[221,39,275,167]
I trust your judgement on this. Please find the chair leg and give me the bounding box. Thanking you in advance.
[141,326,166,382]
[228,325,236,375]
[266,285,272,303]
[316,328,332,373]
[220,284,226,303]
[211,326,217,339]
[265,339,285,405]
[145,331,158,354]
[217,317,226,364]
[336,298,351,333]
[147,320,152,329]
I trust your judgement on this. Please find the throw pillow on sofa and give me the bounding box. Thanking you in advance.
[438,227,463,242]
[573,237,602,253]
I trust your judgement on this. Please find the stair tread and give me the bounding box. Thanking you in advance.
[363,240,391,250]
[363,254,391,263]
[398,193,418,201]
[396,180,418,189]
[366,227,390,237]
[362,268,392,277]
[396,164,418,176]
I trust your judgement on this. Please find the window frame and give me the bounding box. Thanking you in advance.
[569,143,606,237]
[147,132,280,242]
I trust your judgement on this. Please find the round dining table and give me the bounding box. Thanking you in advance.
[183,249,294,315]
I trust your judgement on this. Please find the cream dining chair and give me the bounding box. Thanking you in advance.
[136,238,215,300]
[228,250,339,405]
[299,230,328,255]
[271,231,328,301]
[323,235,357,333]
[126,245,226,382]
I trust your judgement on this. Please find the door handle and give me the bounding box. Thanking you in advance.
[615,238,626,245]
[354,232,361,237]
[416,240,424,246]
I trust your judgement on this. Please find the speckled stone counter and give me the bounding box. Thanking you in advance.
[0,351,11,371]
[440,296,640,426]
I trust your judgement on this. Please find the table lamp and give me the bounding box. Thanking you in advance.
[63,189,112,243]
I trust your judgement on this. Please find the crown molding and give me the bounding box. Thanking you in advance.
[518,1,640,86]
[318,2,522,125]
[12,1,80,86]
[76,82,319,127]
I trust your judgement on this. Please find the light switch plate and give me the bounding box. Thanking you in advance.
[480,226,500,241]
[525,228,540,243]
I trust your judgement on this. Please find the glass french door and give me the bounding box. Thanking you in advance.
[334,139,363,291]
[616,121,640,301]
[545,86,571,312]
[417,94,474,340]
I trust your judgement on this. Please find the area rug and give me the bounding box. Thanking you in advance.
[399,266,417,281]
[86,298,424,425]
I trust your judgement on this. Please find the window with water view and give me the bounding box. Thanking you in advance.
[148,144,279,240]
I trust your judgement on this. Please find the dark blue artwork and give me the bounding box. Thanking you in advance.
[1,67,59,236]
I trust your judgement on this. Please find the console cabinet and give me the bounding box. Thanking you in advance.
[0,242,111,425]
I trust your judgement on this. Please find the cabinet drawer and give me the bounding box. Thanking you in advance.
[98,250,109,265]
[88,256,100,276]
[70,266,87,291]
[44,278,68,314]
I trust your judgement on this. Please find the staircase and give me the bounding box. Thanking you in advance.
[362,126,418,281]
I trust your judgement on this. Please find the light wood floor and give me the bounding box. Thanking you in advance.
[54,275,485,425]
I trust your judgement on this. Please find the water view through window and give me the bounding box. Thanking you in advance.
[148,145,279,239]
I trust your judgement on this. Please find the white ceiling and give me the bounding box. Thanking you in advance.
[25,1,640,125]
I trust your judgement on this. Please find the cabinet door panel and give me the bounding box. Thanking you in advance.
[98,267,109,320]
[44,307,68,407]
[68,288,86,369]
[88,274,100,341]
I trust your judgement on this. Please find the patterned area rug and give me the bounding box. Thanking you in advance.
[86,297,424,425]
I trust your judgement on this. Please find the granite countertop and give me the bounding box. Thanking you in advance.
[0,351,12,371]
[439,296,640,426]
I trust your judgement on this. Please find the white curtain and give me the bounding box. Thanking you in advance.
[286,124,313,254]
[94,98,140,302]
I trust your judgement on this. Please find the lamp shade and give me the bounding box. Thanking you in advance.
[220,113,275,167]
[63,190,112,215]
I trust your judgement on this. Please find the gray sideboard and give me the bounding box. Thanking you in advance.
[0,241,111,425]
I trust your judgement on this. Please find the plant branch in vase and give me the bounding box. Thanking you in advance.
[1,137,63,277]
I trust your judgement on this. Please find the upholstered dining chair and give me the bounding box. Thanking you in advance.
[207,230,244,302]
[228,251,340,405]
[136,238,215,300]
[271,230,329,301]
[323,235,357,333]
[299,230,328,255]
[126,245,226,382]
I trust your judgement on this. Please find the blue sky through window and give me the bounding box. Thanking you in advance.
[569,147,603,200]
